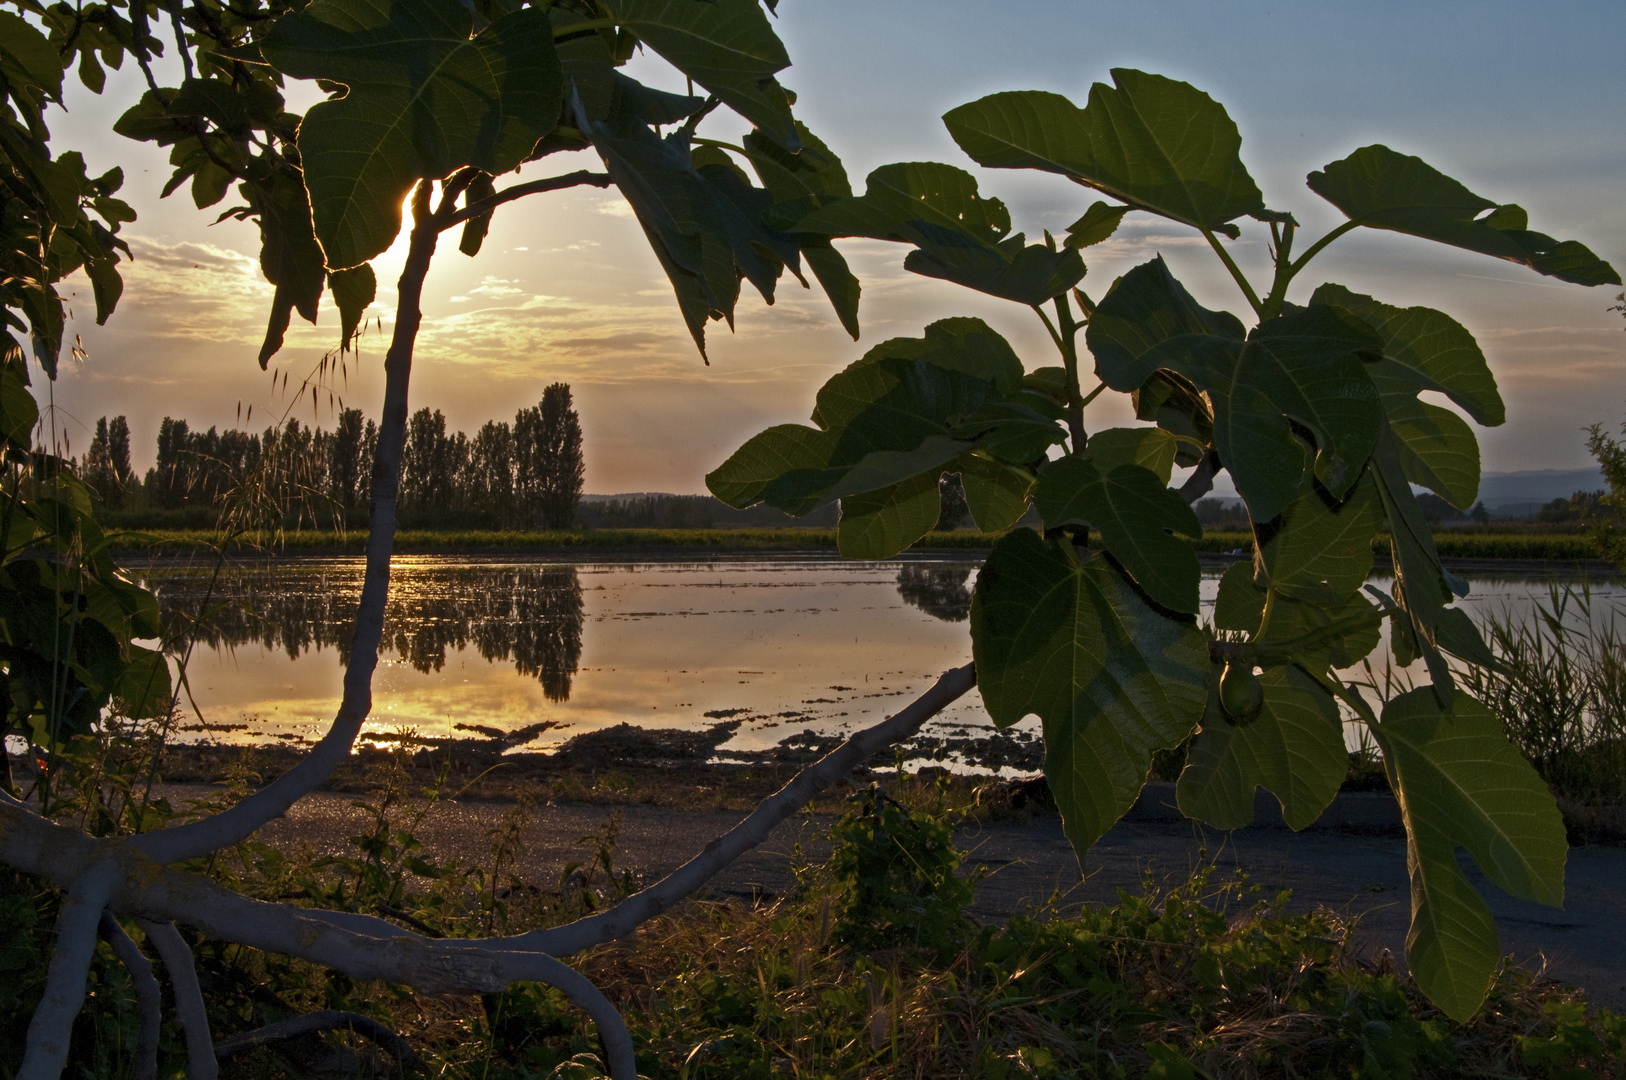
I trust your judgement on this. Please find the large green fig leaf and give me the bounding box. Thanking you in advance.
[791,162,1084,304]
[1255,471,1382,602]
[1307,145,1620,288]
[1310,283,1489,509]
[1087,256,1245,392]
[614,0,796,148]
[943,72,1265,237]
[1090,260,1384,521]
[1311,283,1503,427]
[1082,426,1180,483]
[957,453,1033,532]
[1373,688,1566,1021]
[1213,307,1384,516]
[1214,562,1384,670]
[264,0,563,269]
[1033,456,1202,613]
[706,423,832,513]
[836,471,941,559]
[972,530,1209,857]
[1384,394,1480,510]
[1177,665,1347,831]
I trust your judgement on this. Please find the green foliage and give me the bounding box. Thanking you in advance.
[714,64,1618,1020]
[825,784,976,958]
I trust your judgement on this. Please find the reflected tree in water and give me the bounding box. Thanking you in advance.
[895,565,973,622]
[149,564,585,700]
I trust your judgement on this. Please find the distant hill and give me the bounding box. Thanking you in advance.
[1477,468,1605,511]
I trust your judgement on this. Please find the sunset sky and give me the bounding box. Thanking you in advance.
[43,0,1626,495]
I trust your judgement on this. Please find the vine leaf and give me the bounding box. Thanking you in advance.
[1065,201,1131,248]
[241,168,328,367]
[1308,145,1620,287]
[1033,456,1202,614]
[328,263,376,351]
[263,0,564,269]
[745,124,860,338]
[972,530,1209,858]
[1177,665,1347,831]
[1373,688,1566,1021]
[614,0,797,149]
[943,72,1265,237]
[791,161,1084,304]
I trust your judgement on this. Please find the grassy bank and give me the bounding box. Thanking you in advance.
[110,525,1612,563]
[8,751,1621,1079]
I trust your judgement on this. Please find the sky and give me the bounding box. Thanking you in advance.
[40,0,1626,494]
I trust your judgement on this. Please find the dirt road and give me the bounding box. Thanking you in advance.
[167,782,1626,1008]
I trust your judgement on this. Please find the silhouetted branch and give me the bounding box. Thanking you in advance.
[18,861,119,1080]
[523,662,979,958]
[214,1010,418,1067]
[99,914,160,1080]
[140,921,218,1080]
[443,170,614,228]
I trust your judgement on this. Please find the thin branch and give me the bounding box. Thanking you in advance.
[99,914,160,1080]
[140,920,219,1080]
[442,170,613,229]
[132,180,443,865]
[214,1010,418,1067]
[18,860,119,1080]
[522,662,979,958]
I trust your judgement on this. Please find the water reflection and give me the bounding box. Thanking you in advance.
[896,564,974,622]
[148,562,584,701]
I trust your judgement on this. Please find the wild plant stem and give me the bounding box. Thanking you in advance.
[1202,228,1264,319]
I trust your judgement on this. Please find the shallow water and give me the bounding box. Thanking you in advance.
[134,553,1626,761]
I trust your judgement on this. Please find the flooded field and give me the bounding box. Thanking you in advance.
[134,553,1624,766]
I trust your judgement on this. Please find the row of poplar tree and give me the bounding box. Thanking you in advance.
[79,384,585,530]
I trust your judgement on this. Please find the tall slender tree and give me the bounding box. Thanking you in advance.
[535,383,584,530]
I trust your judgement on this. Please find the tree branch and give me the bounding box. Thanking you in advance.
[442,170,613,229]
[99,914,160,1080]
[214,1010,418,1067]
[0,807,638,1078]
[140,920,218,1080]
[521,662,978,958]
[19,861,119,1080]
[132,180,442,866]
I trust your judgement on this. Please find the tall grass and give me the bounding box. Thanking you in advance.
[1457,584,1626,808]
